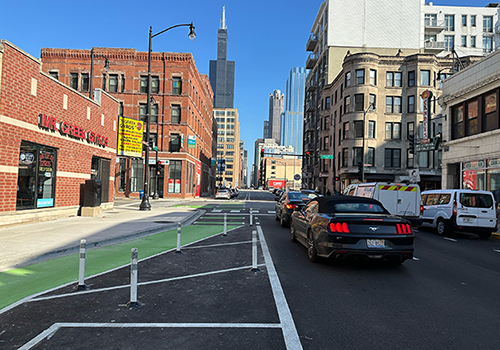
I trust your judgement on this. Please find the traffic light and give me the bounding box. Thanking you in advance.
[408,134,415,154]
[260,149,264,158]
[156,160,161,176]
[357,162,363,179]
[305,151,310,156]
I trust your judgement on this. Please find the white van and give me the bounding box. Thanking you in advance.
[421,189,497,239]
[345,182,422,226]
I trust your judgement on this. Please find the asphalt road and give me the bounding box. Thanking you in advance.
[252,190,500,350]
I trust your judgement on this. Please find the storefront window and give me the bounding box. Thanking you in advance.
[16,141,57,210]
[130,159,143,192]
[168,160,182,193]
[462,170,485,190]
[119,158,126,192]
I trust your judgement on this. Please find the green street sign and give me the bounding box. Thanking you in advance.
[153,146,158,151]
[320,155,334,159]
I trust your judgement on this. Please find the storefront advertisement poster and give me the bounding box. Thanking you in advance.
[117,116,144,157]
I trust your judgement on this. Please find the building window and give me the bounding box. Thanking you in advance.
[109,74,118,92]
[226,144,234,149]
[367,147,375,166]
[226,138,235,142]
[408,71,415,87]
[70,73,78,90]
[151,104,158,123]
[354,94,364,112]
[217,144,224,149]
[173,77,182,94]
[385,148,401,168]
[342,148,348,167]
[387,72,402,87]
[16,141,57,210]
[483,37,493,53]
[483,16,493,33]
[425,14,437,26]
[356,69,365,85]
[171,105,181,123]
[407,122,414,138]
[368,121,375,138]
[170,134,181,152]
[407,150,414,168]
[168,160,182,193]
[467,99,479,136]
[344,96,351,113]
[102,74,106,91]
[408,95,415,113]
[334,90,338,104]
[151,76,160,94]
[353,147,362,166]
[452,105,464,140]
[483,92,497,131]
[369,94,376,109]
[121,74,125,92]
[445,35,454,51]
[419,151,430,168]
[386,96,402,113]
[420,70,430,86]
[444,14,455,31]
[462,15,467,26]
[345,72,351,87]
[343,122,349,139]
[140,76,148,93]
[131,159,144,193]
[461,35,467,47]
[354,121,363,138]
[471,15,476,26]
[325,96,331,109]
[471,36,476,48]
[119,102,124,116]
[81,73,89,92]
[369,69,377,85]
[140,104,157,123]
[49,71,59,80]
[385,122,401,140]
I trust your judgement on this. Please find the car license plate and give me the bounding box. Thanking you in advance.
[367,239,385,248]
[463,218,473,223]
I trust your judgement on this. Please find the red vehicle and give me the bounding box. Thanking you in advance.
[268,179,285,190]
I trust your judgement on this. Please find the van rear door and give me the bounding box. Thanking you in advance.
[396,185,419,216]
[377,184,398,215]
[458,192,496,229]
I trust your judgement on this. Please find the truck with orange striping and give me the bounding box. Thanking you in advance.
[344,182,423,226]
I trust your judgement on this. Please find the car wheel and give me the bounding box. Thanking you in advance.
[280,214,288,227]
[436,218,448,235]
[290,222,297,242]
[307,230,319,262]
[478,232,492,239]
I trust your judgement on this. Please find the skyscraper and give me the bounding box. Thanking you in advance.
[282,67,307,156]
[209,6,235,108]
[268,89,284,144]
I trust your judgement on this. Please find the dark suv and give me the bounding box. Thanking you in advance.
[275,191,311,227]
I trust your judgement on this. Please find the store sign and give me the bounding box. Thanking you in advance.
[421,90,433,140]
[38,114,109,147]
[415,137,439,152]
[320,155,333,159]
[188,135,196,149]
[117,116,144,157]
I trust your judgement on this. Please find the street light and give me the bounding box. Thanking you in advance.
[361,102,376,183]
[139,22,196,211]
[89,48,110,99]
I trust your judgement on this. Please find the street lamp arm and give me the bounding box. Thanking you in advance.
[152,23,195,39]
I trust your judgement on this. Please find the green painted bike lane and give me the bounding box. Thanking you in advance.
[0,223,240,311]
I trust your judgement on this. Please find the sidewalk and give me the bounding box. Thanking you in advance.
[0,198,205,272]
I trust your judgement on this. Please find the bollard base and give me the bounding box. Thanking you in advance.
[175,250,183,254]
[126,301,142,308]
[75,284,89,291]
[250,267,260,272]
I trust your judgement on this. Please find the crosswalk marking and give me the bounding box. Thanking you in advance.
[230,210,241,213]
[212,209,222,213]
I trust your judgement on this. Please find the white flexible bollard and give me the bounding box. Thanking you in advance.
[127,248,140,307]
[250,208,253,226]
[250,230,259,272]
[76,239,87,290]
[223,213,227,236]
[176,222,182,253]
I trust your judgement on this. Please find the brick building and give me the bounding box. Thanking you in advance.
[40,47,214,199]
[0,41,119,227]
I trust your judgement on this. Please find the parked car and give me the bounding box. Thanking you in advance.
[290,196,414,264]
[345,182,422,226]
[420,189,497,239]
[215,189,231,200]
[275,191,311,227]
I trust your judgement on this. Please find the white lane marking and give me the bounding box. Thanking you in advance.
[20,322,283,349]
[268,211,276,214]
[257,225,303,350]
[230,210,241,213]
[205,213,275,216]
[494,249,500,253]
[30,264,266,302]
[413,257,420,261]
[183,241,253,249]
[212,209,222,212]
[444,237,457,242]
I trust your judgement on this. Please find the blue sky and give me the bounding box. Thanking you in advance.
[0,0,491,184]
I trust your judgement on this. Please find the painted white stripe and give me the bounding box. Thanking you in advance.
[257,225,302,350]
[230,210,241,213]
[20,322,282,349]
[213,209,222,212]
[412,257,420,261]
[444,237,457,242]
[268,211,276,214]
[493,249,500,253]
[183,241,252,249]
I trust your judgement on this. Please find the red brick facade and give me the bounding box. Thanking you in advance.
[0,41,119,224]
[40,47,215,199]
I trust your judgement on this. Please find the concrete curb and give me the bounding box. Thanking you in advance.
[15,210,205,269]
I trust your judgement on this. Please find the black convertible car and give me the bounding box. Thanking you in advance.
[290,196,414,264]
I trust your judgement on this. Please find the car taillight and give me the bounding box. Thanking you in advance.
[420,205,424,216]
[286,204,298,210]
[329,222,350,233]
[396,223,411,234]
[452,200,457,216]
